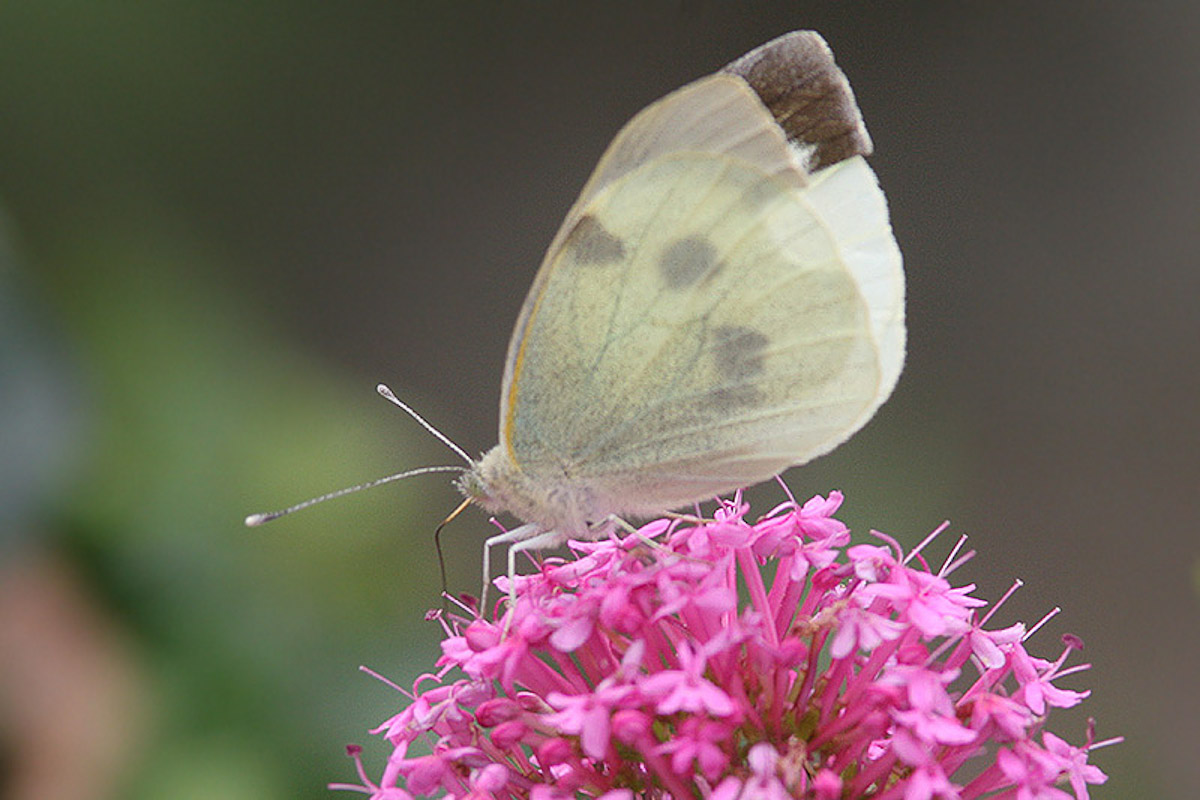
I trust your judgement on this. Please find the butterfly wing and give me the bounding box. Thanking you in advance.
[497,32,903,519]
[560,30,873,233]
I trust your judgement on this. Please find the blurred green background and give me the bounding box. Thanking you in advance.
[1,3,1196,799]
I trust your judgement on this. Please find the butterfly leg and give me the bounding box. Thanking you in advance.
[590,514,670,549]
[506,528,566,593]
[481,523,539,619]
[588,514,635,538]
[589,514,709,567]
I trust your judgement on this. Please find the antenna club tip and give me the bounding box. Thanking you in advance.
[376,383,393,397]
[244,513,269,527]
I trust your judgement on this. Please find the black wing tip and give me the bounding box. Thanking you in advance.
[722,30,873,171]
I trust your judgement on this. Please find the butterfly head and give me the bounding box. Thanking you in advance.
[455,445,532,518]
[456,445,607,534]
[455,453,494,508]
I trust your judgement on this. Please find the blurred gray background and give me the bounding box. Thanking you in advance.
[0,3,1196,799]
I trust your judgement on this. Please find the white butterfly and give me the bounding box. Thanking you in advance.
[249,31,904,608]
[454,31,903,584]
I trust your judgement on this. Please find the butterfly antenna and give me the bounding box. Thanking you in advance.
[244,465,465,527]
[376,383,473,465]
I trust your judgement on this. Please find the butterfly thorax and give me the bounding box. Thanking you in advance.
[457,445,601,534]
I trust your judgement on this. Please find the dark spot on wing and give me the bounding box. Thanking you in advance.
[709,383,764,409]
[659,235,720,288]
[708,325,769,408]
[721,30,872,171]
[740,176,781,210]
[713,325,768,377]
[563,214,625,265]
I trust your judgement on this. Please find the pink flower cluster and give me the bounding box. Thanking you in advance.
[334,492,1119,799]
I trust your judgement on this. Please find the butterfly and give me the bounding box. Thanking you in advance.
[247,31,904,610]
[455,30,904,590]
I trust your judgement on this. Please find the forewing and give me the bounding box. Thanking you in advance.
[498,31,903,516]
[563,29,874,226]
